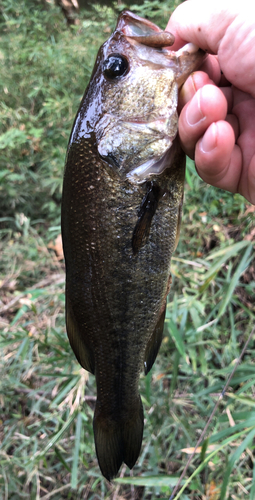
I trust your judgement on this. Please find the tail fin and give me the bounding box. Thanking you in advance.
[93,396,144,481]
[122,396,144,470]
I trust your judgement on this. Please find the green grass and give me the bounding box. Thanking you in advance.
[1,1,255,499]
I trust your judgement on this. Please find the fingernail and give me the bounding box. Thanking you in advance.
[186,90,205,126]
[200,123,217,153]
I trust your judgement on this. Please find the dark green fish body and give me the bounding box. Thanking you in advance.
[61,11,205,480]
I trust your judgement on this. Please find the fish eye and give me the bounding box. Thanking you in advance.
[103,54,129,79]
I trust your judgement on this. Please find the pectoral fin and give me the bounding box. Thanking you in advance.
[66,292,95,374]
[132,209,154,255]
[132,182,160,255]
[144,305,166,375]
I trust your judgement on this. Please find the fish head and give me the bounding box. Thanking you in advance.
[73,11,206,184]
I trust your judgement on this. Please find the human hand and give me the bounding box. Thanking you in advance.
[166,0,255,205]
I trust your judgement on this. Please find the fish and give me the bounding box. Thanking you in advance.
[61,10,205,481]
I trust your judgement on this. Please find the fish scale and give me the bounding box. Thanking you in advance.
[61,10,205,480]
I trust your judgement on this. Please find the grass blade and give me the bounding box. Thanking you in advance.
[218,244,253,317]
[115,475,183,487]
[171,427,255,500]
[35,411,78,460]
[165,319,185,356]
[220,426,255,499]
[71,412,82,489]
[250,460,255,500]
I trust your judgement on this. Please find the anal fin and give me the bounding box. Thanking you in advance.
[144,305,166,375]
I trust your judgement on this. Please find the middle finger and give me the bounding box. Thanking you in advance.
[178,83,228,158]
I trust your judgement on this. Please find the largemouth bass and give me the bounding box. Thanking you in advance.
[61,10,205,480]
